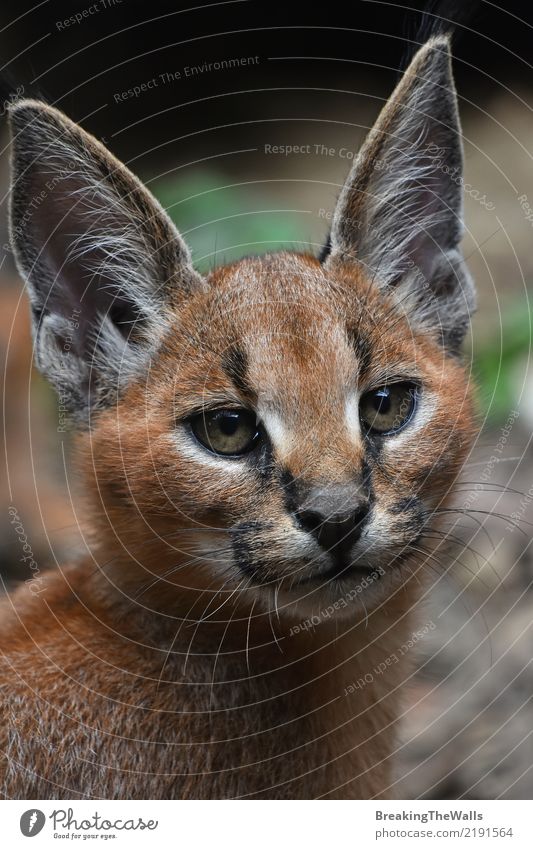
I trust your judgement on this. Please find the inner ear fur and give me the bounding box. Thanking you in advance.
[9,99,204,419]
[324,36,475,350]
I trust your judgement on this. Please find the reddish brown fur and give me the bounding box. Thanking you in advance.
[1,36,477,798]
[0,252,475,799]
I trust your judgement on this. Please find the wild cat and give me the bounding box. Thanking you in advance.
[1,35,475,799]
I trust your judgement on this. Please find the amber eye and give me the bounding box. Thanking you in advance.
[189,409,261,456]
[359,383,418,435]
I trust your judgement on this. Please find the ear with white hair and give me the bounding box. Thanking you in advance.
[323,36,475,350]
[9,99,204,421]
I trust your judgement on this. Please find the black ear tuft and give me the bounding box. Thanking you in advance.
[324,37,475,350]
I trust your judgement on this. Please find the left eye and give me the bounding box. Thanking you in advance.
[189,408,261,456]
[359,382,418,435]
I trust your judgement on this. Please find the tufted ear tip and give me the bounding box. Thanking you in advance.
[9,97,57,122]
[322,35,473,351]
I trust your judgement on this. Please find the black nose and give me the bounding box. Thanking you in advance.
[297,504,369,561]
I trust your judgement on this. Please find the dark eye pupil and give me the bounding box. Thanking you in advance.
[217,411,240,435]
[372,389,391,414]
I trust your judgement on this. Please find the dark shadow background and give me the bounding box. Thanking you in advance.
[0,0,530,151]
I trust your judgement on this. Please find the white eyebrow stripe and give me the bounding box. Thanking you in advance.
[345,393,362,443]
[260,409,293,454]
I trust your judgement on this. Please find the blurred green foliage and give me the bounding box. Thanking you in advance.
[471,302,531,423]
[154,169,309,273]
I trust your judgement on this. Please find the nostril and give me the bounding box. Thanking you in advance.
[296,510,324,536]
[351,505,370,530]
[296,504,369,553]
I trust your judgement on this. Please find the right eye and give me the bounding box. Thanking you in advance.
[189,409,261,457]
[359,382,418,435]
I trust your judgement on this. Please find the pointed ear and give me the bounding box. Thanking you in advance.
[8,99,204,420]
[324,36,475,349]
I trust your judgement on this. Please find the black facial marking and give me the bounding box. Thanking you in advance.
[254,437,275,483]
[391,496,422,514]
[390,497,428,546]
[346,327,372,376]
[221,345,253,400]
[230,522,278,585]
[360,459,376,516]
[278,468,300,516]
[363,431,383,461]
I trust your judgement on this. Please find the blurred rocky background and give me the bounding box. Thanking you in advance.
[1,0,533,799]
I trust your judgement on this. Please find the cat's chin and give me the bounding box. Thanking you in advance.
[257,565,399,625]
